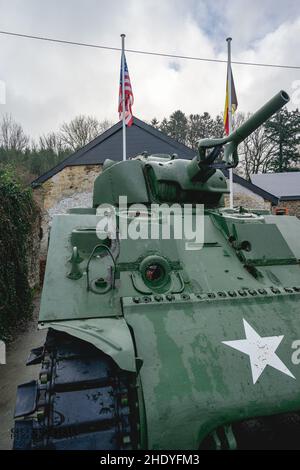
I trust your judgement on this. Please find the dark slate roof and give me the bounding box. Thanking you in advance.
[251,172,300,200]
[31,117,196,186]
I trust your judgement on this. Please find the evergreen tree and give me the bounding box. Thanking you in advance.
[154,110,225,151]
[150,118,160,129]
[212,114,225,138]
[166,110,188,144]
[186,114,202,150]
[264,108,300,172]
[159,117,170,135]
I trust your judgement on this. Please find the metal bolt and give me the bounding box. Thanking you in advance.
[218,291,227,297]
[258,289,267,294]
[228,291,237,297]
[121,397,129,406]
[181,293,190,300]
[40,373,48,384]
[207,292,216,299]
[238,290,247,297]
[166,294,175,301]
[271,287,280,294]
[37,408,44,421]
[123,435,131,444]
[248,289,257,296]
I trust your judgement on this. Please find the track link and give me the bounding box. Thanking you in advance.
[13,329,140,450]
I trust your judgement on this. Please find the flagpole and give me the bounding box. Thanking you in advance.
[227,37,234,209]
[121,34,126,161]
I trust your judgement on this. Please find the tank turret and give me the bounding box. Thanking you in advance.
[93,90,289,207]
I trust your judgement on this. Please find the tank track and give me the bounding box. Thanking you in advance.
[13,329,140,450]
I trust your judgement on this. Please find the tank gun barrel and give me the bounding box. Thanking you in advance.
[226,90,289,146]
[187,90,289,182]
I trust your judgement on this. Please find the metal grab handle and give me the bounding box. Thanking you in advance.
[86,244,116,293]
[171,271,185,294]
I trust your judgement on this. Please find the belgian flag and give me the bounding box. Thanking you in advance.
[224,63,238,135]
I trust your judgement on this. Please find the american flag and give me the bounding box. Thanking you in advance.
[118,54,134,127]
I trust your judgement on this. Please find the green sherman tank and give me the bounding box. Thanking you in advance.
[14,90,300,450]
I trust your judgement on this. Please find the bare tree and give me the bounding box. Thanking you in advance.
[241,127,277,179]
[59,115,112,151]
[0,114,29,151]
[99,119,113,134]
[39,132,65,154]
[232,113,276,179]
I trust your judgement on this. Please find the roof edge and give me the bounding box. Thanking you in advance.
[223,169,279,204]
[279,195,300,201]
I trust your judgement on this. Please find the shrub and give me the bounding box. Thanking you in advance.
[0,166,37,340]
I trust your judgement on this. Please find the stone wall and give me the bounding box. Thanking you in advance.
[41,164,101,210]
[35,164,102,257]
[224,182,272,211]
[274,200,300,217]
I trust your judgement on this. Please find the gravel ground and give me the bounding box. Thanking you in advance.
[0,296,46,450]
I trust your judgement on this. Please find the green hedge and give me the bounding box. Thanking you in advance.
[0,167,37,341]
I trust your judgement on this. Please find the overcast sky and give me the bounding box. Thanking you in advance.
[0,0,299,139]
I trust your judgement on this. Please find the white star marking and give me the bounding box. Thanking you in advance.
[222,319,295,384]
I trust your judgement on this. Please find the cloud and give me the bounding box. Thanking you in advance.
[0,0,298,139]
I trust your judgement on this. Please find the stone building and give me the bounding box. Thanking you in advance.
[31,117,279,259]
[223,169,277,211]
[251,172,300,217]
